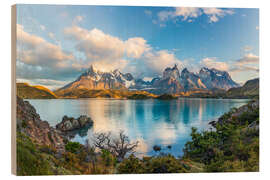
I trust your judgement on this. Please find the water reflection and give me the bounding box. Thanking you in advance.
[28,98,248,157]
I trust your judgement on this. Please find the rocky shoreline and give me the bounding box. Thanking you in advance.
[16,96,94,152]
[16,96,66,152]
[56,115,93,132]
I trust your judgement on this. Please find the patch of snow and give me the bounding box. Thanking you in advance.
[124,79,135,88]
[143,77,153,82]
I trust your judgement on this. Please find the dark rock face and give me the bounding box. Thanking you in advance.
[16,96,65,152]
[56,115,93,132]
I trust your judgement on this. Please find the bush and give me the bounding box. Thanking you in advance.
[65,142,81,153]
[101,149,116,167]
[16,132,53,175]
[117,154,188,174]
[183,105,259,172]
[117,154,144,174]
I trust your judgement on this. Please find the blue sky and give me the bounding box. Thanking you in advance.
[16,5,259,89]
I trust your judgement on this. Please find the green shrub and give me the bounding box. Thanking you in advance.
[183,105,259,172]
[16,132,53,175]
[117,154,188,174]
[101,149,116,167]
[65,142,81,153]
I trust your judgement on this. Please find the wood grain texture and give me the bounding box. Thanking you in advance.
[11,4,17,175]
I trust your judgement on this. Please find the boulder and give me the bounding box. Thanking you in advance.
[56,115,93,132]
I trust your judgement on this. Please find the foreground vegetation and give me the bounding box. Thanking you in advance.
[16,97,259,175]
[184,100,259,172]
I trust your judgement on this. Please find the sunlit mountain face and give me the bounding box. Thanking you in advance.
[56,64,240,95]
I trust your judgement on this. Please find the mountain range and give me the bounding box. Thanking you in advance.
[55,64,240,95]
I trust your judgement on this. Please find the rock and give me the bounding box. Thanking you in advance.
[78,115,92,126]
[56,115,93,132]
[16,96,65,152]
[209,120,217,127]
[247,121,259,131]
[153,145,162,152]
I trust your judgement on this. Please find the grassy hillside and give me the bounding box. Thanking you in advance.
[226,78,259,98]
[17,83,57,99]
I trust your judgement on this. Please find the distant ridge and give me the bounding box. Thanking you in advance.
[226,78,259,98]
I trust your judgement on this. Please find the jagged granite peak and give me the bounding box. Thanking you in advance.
[57,65,135,92]
[56,64,240,95]
[198,67,239,90]
[150,65,183,94]
[163,64,180,80]
[180,68,206,90]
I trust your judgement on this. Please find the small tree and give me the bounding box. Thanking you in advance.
[92,131,139,161]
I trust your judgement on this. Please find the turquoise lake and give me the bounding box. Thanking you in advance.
[28,98,249,157]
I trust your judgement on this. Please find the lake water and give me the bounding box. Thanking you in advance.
[28,98,249,157]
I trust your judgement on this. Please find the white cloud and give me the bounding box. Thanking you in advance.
[48,32,55,39]
[143,50,182,75]
[64,26,126,62]
[202,8,234,23]
[16,24,88,84]
[18,23,184,85]
[158,7,234,24]
[235,53,259,67]
[200,57,229,71]
[174,7,201,20]
[229,54,259,83]
[125,37,150,58]
[17,24,74,68]
[64,26,150,61]
[64,26,173,74]
[40,25,46,31]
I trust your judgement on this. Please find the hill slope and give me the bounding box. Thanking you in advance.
[17,83,57,99]
[55,88,157,99]
[226,78,259,98]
